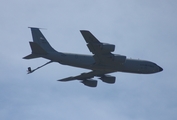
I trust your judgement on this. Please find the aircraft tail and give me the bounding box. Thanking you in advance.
[23,27,56,59]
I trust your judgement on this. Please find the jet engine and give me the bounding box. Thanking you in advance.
[81,79,97,87]
[100,43,115,52]
[114,55,126,64]
[88,43,115,53]
[99,75,116,84]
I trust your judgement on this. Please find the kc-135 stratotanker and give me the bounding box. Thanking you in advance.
[23,28,163,87]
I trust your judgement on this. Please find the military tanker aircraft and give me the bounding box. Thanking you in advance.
[23,28,163,87]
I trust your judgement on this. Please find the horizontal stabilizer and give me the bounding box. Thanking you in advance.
[23,42,47,59]
[23,54,40,59]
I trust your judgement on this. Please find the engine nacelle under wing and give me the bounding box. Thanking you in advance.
[101,43,115,53]
[81,79,97,87]
[99,75,116,84]
[88,43,115,54]
[114,55,126,64]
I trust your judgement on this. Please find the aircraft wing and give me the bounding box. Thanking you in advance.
[57,70,111,81]
[80,30,115,64]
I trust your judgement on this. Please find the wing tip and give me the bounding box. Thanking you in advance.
[28,27,47,30]
[57,77,75,82]
[80,30,90,33]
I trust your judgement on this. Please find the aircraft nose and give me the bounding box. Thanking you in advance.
[158,66,163,72]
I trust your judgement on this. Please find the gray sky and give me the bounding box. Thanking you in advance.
[0,0,177,120]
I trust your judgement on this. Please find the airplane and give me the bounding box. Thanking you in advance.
[23,27,163,87]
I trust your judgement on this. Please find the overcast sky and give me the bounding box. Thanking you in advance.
[0,0,177,120]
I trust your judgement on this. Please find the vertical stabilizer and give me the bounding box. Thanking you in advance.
[23,27,57,59]
[29,27,56,52]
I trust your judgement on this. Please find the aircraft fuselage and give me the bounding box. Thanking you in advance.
[43,51,163,74]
